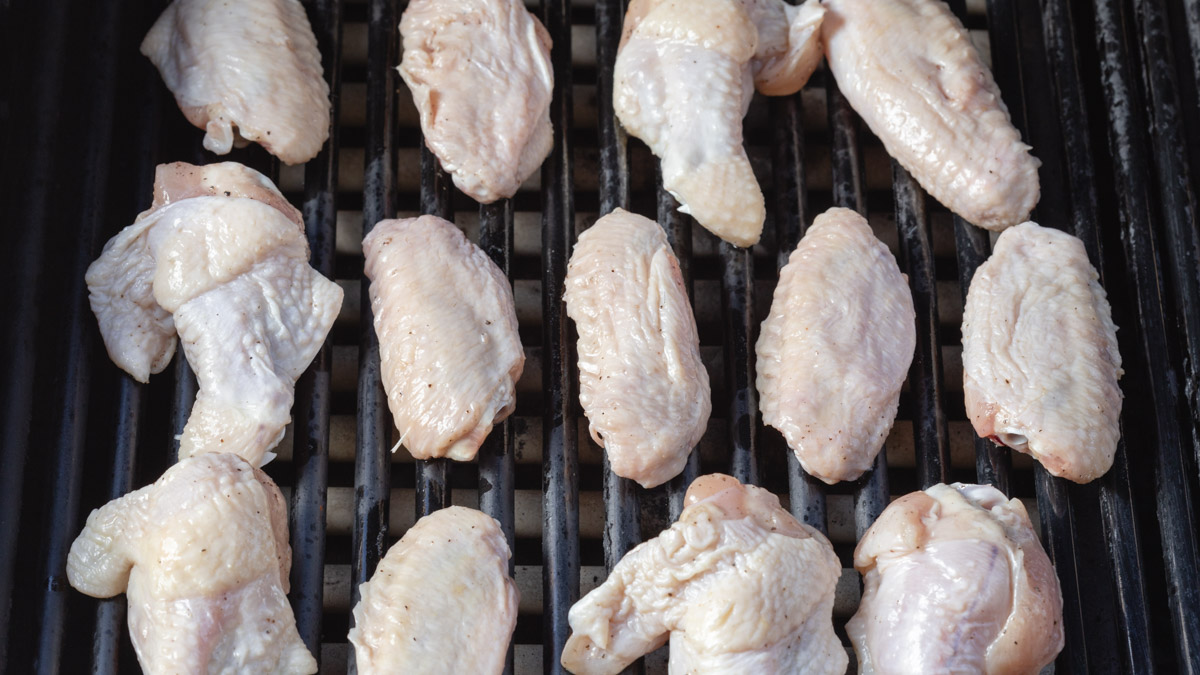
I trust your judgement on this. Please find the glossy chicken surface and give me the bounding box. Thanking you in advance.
[848,483,1064,674]
[614,0,824,247]
[348,506,518,674]
[86,162,342,466]
[756,207,915,484]
[562,474,846,675]
[142,0,330,164]
[963,222,1122,483]
[823,0,1040,230]
[362,216,524,461]
[399,0,554,203]
[67,453,316,675]
[564,208,710,488]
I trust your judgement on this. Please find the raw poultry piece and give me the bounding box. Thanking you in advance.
[399,0,553,203]
[564,208,710,488]
[822,0,1040,231]
[963,222,1122,483]
[756,207,915,484]
[348,506,518,674]
[848,482,1064,674]
[141,0,331,164]
[363,215,524,461]
[562,474,846,675]
[615,0,824,247]
[67,453,317,675]
[86,162,342,466]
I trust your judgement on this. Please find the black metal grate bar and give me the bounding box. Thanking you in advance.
[0,0,70,664]
[1093,0,1200,668]
[349,0,398,672]
[721,243,757,485]
[290,0,343,662]
[540,0,579,671]
[891,163,950,490]
[34,0,124,669]
[1130,0,1200,478]
[478,197,516,675]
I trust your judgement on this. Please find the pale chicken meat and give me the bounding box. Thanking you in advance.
[615,0,824,247]
[67,453,317,675]
[963,222,1123,483]
[848,483,1064,674]
[348,506,518,674]
[564,209,710,488]
[142,0,331,164]
[399,0,553,203]
[363,216,524,461]
[822,0,1040,231]
[86,162,343,466]
[756,207,915,484]
[561,474,846,675]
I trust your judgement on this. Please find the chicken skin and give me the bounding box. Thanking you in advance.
[848,483,1064,674]
[348,506,518,674]
[67,453,317,675]
[86,162,342,466]
[362,216,524,461]
[822,0,1040,230]
[614,0,824,247]
[562,474,846,675]
[963,222,1123,483]
[142,0,330,164]
[399,0,554,203]
[564,208,711,488]
[756,207,915,484]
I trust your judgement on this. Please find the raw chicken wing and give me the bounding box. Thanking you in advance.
[564,208,710,488]
[848,482,1064,674]
[348,506,518,674]
[399,0,554,203]
[562,474,846,675]
[363,215,524,461]
[86,162,343,466]
[142,0,331,165]
[756,207,915,484]
[822,0,1040,230]
[615,0,824,247]
[67,453,317,675]
[963,221,1122,483]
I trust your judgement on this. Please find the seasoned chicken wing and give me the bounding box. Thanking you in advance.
[86,162,342,466]
[562,474,846,675]
[963,222,1122,483]
[363,216,524,461]
[848,483,1064,674]
[67,453,317,675]
[399,0,554,203]
[615,0,824,247]
[142,0,331,165]
[348,506,518,674]
[822,0,1040,230]
[756,207,915,484]
[564,208,710,488]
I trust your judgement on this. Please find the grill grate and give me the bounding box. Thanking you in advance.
[4,0,1200,672]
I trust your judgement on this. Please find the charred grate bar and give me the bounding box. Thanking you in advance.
[3,0,1200,672]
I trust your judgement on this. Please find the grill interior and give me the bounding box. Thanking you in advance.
[3,0,1200,672]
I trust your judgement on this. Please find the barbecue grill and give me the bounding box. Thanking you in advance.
[2,0,1200,672]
